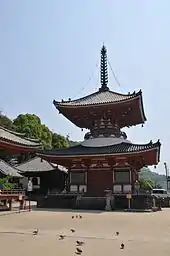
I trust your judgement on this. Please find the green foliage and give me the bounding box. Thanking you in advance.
[139,178,154,191]
[40,124,52,148]
[0,114,15,130]
[0,177,16,190]
[154,184,163,189]
[140,167,166,189]
[14,114,42,138]
[13,114,52,148]
[0,112,78,150]
[66,135,79,147]
[68,139,79,147]
[52,133,69,148]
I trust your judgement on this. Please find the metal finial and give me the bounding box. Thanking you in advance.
[99,45,109,92]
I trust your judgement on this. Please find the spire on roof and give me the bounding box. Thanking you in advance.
[99,45,109,92]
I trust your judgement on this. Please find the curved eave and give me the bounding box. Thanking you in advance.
[53,94,147,129]
[38,147,160,158]
[138,90,147,122]
[38,147,160,168]
[0,139,42,152]
[26,138,41,143]
[53,90,142,108]
[38,140,161,163]
[0,126,26,137]
[0,160,23,178]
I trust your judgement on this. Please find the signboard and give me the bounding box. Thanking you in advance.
[126,193,132,199]
[19,195,23,201]
[27,180,33,192]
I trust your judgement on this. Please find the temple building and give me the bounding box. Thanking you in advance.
[38,45,161,197]
[0,126,42,164]
[0,127,67,195]
[17,157,67,194]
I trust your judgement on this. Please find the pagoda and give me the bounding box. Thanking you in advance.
[38,45,161,197]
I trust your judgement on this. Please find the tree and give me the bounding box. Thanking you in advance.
[13,114,41,138]
[0,113,15,130]
[0,112,79,150]
[153,183,163,189]
[66,134,79,147]
[13,114,52,148]
[52,133,69,148]
[41,124,52,148]
[139,178,154,191]
[0,177,16,190]
[68,139,79,147]
[140,167,166,188]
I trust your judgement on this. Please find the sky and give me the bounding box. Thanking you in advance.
[0,0,169,174]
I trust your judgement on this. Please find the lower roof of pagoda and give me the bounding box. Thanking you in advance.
[38,140,161,159]
[0,126,42,152]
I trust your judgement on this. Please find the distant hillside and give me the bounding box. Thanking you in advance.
[140,167,166,188]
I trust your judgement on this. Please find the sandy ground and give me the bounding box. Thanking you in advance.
[0,208,170,256]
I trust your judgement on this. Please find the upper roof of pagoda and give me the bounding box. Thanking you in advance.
[53,88,142,107]
[0,126,42,152]
[53,45,146,129]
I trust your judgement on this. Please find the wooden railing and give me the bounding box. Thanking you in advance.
[0,189,25,196]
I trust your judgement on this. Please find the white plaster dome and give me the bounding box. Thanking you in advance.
[81,136,131,148]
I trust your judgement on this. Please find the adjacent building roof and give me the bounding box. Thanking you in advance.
[53,89,142,107]
[0,126,42,149]
[38,140,161,157]
[17,157,54,173]
[0,160,22,178]
[17,157,67,173]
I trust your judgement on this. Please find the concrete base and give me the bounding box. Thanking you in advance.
[37,194,156,211]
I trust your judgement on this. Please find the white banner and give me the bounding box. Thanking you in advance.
[27,180,33,192]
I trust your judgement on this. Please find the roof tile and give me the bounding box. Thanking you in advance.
[17,157,54,172]
[0,160,22,178]
[38,140,160,157]
[0,127,41,147]
[54,90,141,107]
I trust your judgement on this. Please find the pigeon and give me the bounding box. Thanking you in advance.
[32,229,39,235]
[116,231,119,236]
[120,243,124,249]
[59,235,65,240]
[76,240,84,246]
[76,247,83,253]
[70,229,75,233]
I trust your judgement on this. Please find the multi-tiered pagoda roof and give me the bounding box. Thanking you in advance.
[39,45,161,168]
